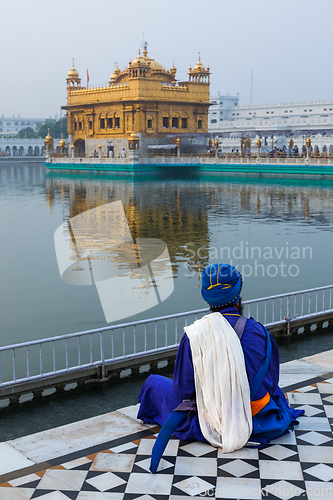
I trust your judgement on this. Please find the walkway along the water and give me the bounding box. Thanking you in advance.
[0,348,333,499]
[1,285,333,405]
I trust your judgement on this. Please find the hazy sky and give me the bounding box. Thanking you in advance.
[1,0,332,119]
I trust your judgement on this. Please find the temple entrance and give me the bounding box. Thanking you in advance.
[74,139,85,156]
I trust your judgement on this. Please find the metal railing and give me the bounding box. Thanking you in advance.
[0,284,333,392]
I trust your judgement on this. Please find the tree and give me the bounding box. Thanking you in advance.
[18,127,38,139]
[38,117,68,139]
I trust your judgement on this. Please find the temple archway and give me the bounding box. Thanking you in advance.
[74,138,85,155]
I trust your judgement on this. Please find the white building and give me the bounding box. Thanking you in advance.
[0,115,46,137]
[208,95,333,153]
[0,138,63,157]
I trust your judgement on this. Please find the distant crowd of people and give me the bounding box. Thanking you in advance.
[206,144,327,158]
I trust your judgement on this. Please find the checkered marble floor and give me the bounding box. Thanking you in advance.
[1,354,333,499]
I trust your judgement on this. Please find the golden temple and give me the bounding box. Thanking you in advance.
[62,45,210,157]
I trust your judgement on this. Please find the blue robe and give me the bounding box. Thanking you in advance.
[137,306,303,446]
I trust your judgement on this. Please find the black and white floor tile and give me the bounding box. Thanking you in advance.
[1,377,333,500]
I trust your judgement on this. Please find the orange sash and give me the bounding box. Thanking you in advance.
[251,392,270,416]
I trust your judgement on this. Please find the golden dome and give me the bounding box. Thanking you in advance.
[150,59,165,71]
[130,131,139,139]
[44,129,54,146]
[68,63,79,79]
[170,62,177,76]
[59,135,65,147]
[45,129,53,141]
[193,54,205,72]
[133,50,148,66]
[110,65,121,82]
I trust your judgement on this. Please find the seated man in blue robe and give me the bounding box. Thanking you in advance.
[137,263,303,448]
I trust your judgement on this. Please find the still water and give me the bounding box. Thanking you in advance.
[1,162,333,439]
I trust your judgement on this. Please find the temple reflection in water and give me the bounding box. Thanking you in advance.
[46,174,214,277]
[44,170,333,321]
[45,173,333,261]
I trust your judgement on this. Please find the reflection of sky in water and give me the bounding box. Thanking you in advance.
[1,164,333,345]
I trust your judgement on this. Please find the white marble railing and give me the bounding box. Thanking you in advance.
[45,155,333,166]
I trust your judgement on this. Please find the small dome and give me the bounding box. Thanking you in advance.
[44,129,54,144]
[130,131,139,140]
[68,64,79,79]
[133,50,149,67]
[193,54,205,72]
[45,129,52,140]
[150,59,165,71]
[170,62,177,76]
[110,65,121,82]
[59,135,65,147]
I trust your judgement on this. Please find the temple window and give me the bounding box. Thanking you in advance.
[147,119,152,129]
[115,117,120,128]
[181,118,188,129]
[74,122,77,131]
[163,117,169,128]
[89,120,93,130]
[107,118,113,128]
[172,117,179,129]
[79,122,82,130]
[100,118,105,129]
[198,119,202,129]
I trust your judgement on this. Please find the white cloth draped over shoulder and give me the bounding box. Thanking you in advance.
[184,312,252,452]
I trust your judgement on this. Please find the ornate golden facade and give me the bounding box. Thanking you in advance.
[62,47,210,156]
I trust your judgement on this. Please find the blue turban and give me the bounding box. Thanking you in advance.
[201,263,243,307]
